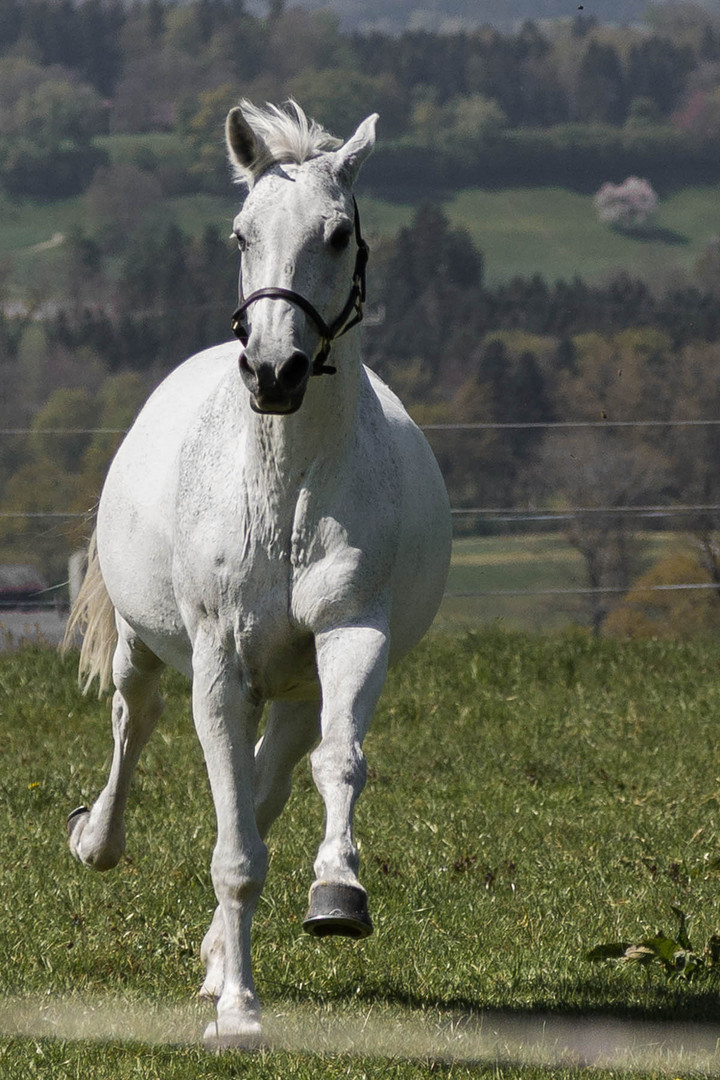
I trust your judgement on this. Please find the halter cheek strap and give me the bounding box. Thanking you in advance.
[231,197,369,377]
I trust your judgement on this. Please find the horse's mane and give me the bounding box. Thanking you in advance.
[234,99,342,179]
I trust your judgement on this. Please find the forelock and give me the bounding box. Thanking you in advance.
[237,99,342,170]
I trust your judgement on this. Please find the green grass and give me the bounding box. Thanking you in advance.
[440,532,679,632]
[364,184,720,287]
[2,632,720,1076]
[366,183,720,287]
[443,186,720,286]
[0,194,86,257]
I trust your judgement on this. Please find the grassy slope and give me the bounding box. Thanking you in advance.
[363,184,720,287]
[2,131,719,287]
[445,185,720,286]
[2,633,720,1077]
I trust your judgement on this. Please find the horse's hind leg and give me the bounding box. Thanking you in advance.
[200,700,319,1001]
[69,616,165,871]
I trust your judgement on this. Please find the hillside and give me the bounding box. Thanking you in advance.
[4,156,719,293]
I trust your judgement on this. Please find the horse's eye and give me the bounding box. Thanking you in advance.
[235,233,247,252]
[329,225,352,252]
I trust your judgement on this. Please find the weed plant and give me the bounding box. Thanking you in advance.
[1,630,720,1077]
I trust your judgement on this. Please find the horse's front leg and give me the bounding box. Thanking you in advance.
[191,628,266,1050]
[200,699,319,1002]
[303,622,389,938]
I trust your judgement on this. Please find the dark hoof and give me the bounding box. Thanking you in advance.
[67,805,89,840]
[302,882,373,939]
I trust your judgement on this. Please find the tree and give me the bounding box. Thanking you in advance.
[694,237,720,295]
[0,69,107,197]
[575,41,627,124]
[289,68,407,139]
[371,203,483,386]
[535,430,667,635]
[626,36,694,117]
[178,83,238,194]
[85,163,163,251]
[1,0,126,95]
[593,176,658,230]
[604,551,720,638]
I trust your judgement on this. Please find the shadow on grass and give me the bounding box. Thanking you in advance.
[293,973,720,1025]
[612,223,689,245]
[265,978,720,1071]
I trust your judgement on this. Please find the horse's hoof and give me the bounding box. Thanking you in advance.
[203,1017,265,1052]
[302,881,373,939]
[67,806,90,843]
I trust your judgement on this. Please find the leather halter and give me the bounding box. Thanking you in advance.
[231,197,369,377]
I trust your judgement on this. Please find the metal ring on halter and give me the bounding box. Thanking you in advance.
[231,197,368,378]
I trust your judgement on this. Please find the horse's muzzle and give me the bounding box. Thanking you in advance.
[239,349,310,415]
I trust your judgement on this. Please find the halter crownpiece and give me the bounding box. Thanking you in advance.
[231,197,369,377]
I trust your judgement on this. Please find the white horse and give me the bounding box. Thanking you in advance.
[66,100,451,1049]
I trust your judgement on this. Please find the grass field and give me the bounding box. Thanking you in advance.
[2,130,720,289]
[443,185,720,287]
[2,631,720,1077]
[439,531,680,632]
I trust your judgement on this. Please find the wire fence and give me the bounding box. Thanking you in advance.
[2,422,720,621]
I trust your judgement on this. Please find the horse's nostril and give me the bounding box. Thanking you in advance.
[238,351,255,386]
[278,351,310,393]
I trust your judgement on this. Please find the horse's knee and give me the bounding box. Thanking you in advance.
[211,839,268,908]
[310,734,366,795]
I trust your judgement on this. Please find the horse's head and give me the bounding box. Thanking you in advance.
[226,101,378,415]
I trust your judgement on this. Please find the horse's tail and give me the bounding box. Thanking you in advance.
[61,530,116,697]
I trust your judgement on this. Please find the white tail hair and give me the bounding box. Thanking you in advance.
[61,530,116,697]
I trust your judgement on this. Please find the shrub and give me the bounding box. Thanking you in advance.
[604,551,720,638]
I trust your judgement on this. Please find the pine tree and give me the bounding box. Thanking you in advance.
[575,40,627,125]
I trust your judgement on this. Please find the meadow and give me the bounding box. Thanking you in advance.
[439,531,681,632]
[2,631,720,1077]
[3,130,720,290]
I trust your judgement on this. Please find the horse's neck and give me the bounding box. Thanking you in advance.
[237,337,363,531]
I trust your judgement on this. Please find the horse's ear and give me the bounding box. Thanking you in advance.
[226,107,270,186]
[333,114,378,185]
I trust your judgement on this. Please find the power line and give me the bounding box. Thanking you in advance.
[0,512,88,519]
[0,429,125,435]
[12,581,720,610]
[451,505,720,520]
[423,420,720,430]
[3,424,720,609]
[446,582,720,598]
[4,504,720,521]
[2,419,720,435]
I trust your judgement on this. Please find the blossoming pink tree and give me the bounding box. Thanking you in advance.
[593,176,658,229]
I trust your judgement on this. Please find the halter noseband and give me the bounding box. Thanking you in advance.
[230,197,369,377]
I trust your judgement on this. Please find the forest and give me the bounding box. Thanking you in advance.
[2,0,720,634]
